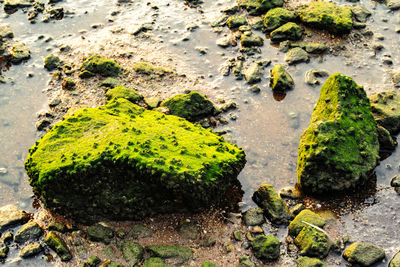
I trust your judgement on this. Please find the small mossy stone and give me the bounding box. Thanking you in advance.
[44,54,60,71]
[244,63,262,84]
[252,184,292,225]
[20,243,43,258]
[351,6,371,23]
[227,15,247,29]
[44,231,72,261]
[377,125,397,150]
[285,47,309,65]
[251,234,280,261]
[0,25,14,39]
[294,226,331,259]
[243,207,265,226]
[160,91,217,122]
[122,241,143,266]
[146,245,193,264]
[14,221,43,243]
[297,1,353,34]
[270,22,303,43]
[10,42,31,64]
[202,262,217,267]
[143,257,170,267]
[145,97,161,109]
[48,221,67,233]
[62,77,76,91]
[269,64,294,91]
[79,70,95,79]
[87,255,101,266]
[237,0,284,15]
[87,224,114,244]
[240,34,264,47]
[264,8,296,32]
[0,205,29,231]
[298,73,379,195]
[370,90,400,134]
[101,78,121,88]
[129,224,153,239]
[3,0,34,12]
[305,69,329,86]
[80,54,122,77]
[0,243,8,258]
[393,71,400,87]
[239,256,255,267]
[132,62,171,76]
[289,209,326,237]
[343,242,385,266]
[105,86,143,104]
[233,230,242,241]
[296,256,326,267]
[390,250,400,267]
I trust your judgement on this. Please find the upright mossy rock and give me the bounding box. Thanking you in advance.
[105,86,143,104]
[297,73,379,195]
[269,64,294,91]
[250,235,280,261]
[237,0,284,15]
[160,91,218,122]
[289,209,326,237]
[370,90,400,134]
[25,99,245,222]
[252,184,292,225]
[270,22,303,43]
[264,8,296,32]
[297,1,353,34]
[80,54,122,77]
[343,242,385,266]
[294,226,331,259]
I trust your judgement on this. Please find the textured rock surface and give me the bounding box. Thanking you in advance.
[296,256,326,267]
[370,90,400,134]
[269,64,294,91]
[14,221,43,243]
[294,226,331,259]
[270,22,303,43]
[390,250,400,267]
[243,207,265,226]
[289,209,326,237]
[0,205,29,231]
[237,0,284,15]
[250,235,280,261]
[343,242,385,266]
[146,245,193,264]
[263,8,296,32]
[44,231,72,261]
[80,54,122,77]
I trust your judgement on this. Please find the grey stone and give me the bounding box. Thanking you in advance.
[14,221,43,243]
[244,63,262,84]
[20,243,43,258]
[285,47,309,65]
[243,207,264,226]
[0,205,29,231]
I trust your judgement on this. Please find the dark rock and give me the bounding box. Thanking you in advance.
[20,243,43,258]
[146,245,193,264]
[343,242,385,266]
[285,47,309,65]
[240,33,264,47]
[48,221,67,233]
[251,234,280,261]
[227,15,247,29]
[14,221,43,243]
[87,223,114,244]
[243,207,264,226]
[44,231,72,261]
[377,126,397,150]
[0,205,29,231]
[269,64,294,91]
[179,222,198,240]
[351,6,371,23]
[44,54,61,71]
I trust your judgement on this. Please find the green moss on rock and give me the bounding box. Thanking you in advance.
[241,33,264,47]
[80,54,122,77]
[132,62,171,76]
[343,242,385,266]
[10,42,30,64]
[390,251,400,267]
[146,245,193,264]
[297,73,379,195]
[270,22,303,43]
[250,234,280,261]
[143,257,170,267]
[25,99,245,222]
[105,86,143,104]
[237,0,284,15]
[264,8,296,32]
[122,241,143,266]
[294,226,331,259]
[370,90,400,134]
[44,231,72,261]
[87,223,114,244]
[269,64,294,91]
[227,15,248,29]
[160,91,218,122]
[377,125,397,151]
[296,256,326,267]
[297,1,353,34]
[289,209,326,237]
[44,54,60,71]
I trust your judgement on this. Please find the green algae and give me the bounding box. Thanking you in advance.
[297,73,379,195]
[146,245,193,263]
[343,242,385,266]
[296,256,326,267]
[289,209,326,237]
[264,8,296,32]
[297,1,353,34]
[132,62,171,76]
[270,22,303,43]
[25,99,245,222]
[105,86,143,104]
[227,15,248,29]
[80,54,122,77]
[44,232,72,261]
[294,226,331,259]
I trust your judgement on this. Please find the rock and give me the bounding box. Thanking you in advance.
[36,118,51,131]
[251,235,280,261]
[297,1,353,34]
[144,97,160,109]
[44,54,61,71]
[146,245,193,264]
[202,262,217,267]
[387,0,400,10]
[20,243,43,258]
[1,233,13,244]
[227,15,247,29]
[305,69,329,86]
[0,243,8,258]
[233,230,242,241]
[122,241,143,266]
[285,47,309,65]
[62,78,76,91]
[252,184,292,225]
[239,256,255,267]
[25,99,245,222]
[101,77,121,88]
[377,126,397,150]
[0,25,13,38]
[296,256,326,267]
[80,54,122,77]
[0,205,29,231]
[249,85,261,93]
[290,203,304,215]
[14,221,43,243]
[279,186,302,199]
[269,64,294,91]
[243,207,265,226]
[294,42,327,54]
[3,0,34,11]
[270,22,303,43]
[370,90,400,134]
[391,175,400,187]
[48,97,61,107]
[289,209,326,237]
[390,251,400,267]
[294,226,331,259]
[48,222,67,233]
[297,73,379,195]
[160,91,218,121]
[106,86,143,104]
[393,71,400,87]
[263,8,295,32]
[87,223,114,244]
[143,257,168,267]
[216,37,230,48]
[351,6,371,23]
[343,242,385,266]
[240,33,264,47]
[10,42,31,64]
[86,256,102,266]
[42,7,64,22]
[129,224,153,239]
[244,63,262,84]
[44,231,72,261]
[237,0,283,15]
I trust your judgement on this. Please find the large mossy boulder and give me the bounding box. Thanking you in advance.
[294,226,331,259]
[289,209,326,237]
[160,91,218,122]
[297,1,353,34]
[250,235,280,261]
[297,73,379,195]
[237,0,284,15]
[370,90,400,134]
[343,242,385,266]
[80,54,122,77]
[25,99,245,222]
[264,8,296,32]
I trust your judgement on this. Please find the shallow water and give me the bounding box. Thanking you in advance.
[0,0,400,265]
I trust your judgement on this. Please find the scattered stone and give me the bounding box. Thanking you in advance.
[377,126,397,150]
[393,71,400,87]
[263,7,295,32]
[279,186,302,199]
[296,256,326,267]
[289,209,326,237]
[106,86,143,104]
[290,203,305,215]
[241,33,264,47]
[36,118,51,131]
[48,221,67,233]
[233,230,242,241]
[44,54,61,71]
[239,256,255,267]
[179,222,198,240]
[14,221,43,243]
[270,22,303,43]
[237,0,284,15]
[122,241,143,266]
[1,233,13,244]
[101,77,121,88]
[80,54,122,77]
[62,77,76,90]
[294,226,331,259]
[216,37,230,48]
[10,42,31,64]
[44,231,72,261]
[243,207,265,226]
[244,62,262,84]
[343,242,385,266]
[391,175,400,187]
[20,243,43,258]
[86,256,101,266]
[0,205,29,231]
[143,257,168,267]
[390,250,400,267]
[146,245,193,264]
[87,223,114,244]
[238,25,252,32]
[42,7,64,22]
[269,64,294,91]
[252,184,292,224]
[382,56,393,65]
[144,97,161,109]
[370,90,400,134]
[249,85,261,93]
[298,73,379,195]
[251,225,263,234]
[0,243,8,259]
[297,1,353,34]
[305,69,329,86]
[251,234,280,261]
[48,97,61,107]
[352,6,371,23]
[3,0,34,11]
[0,25,13,38]
[285,47,309,65]
[387,0,400,10]
[227,15,247,29]
[196,47,208,55]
